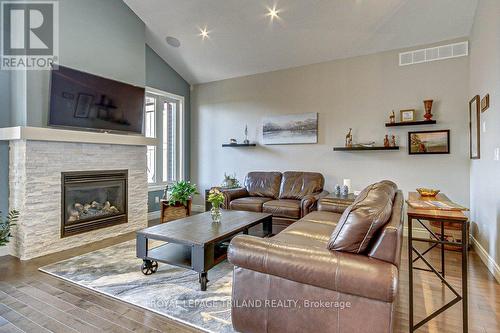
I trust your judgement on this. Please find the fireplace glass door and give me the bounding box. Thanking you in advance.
[61,170,128,237]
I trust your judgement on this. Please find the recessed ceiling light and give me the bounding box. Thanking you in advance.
[165,36,180,48]
[266,5,280,21]
[199,27,209,40]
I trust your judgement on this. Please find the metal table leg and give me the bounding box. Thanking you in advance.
[441,222,445,278]
[408,217,414,332]
[462,221,468,333]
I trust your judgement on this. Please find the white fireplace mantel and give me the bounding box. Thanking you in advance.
[0,126,158,146]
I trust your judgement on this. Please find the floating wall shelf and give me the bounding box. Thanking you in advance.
[333,146,400,151]
[385,120,436,127]
[222,143,257,147]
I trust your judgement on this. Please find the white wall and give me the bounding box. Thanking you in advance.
[469,0,500,280]
[191,40,470,208]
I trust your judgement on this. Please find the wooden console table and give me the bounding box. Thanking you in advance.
[407,192,469,332]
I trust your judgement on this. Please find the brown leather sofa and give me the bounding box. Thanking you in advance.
[228,182,404,333]
[222,171,329,233]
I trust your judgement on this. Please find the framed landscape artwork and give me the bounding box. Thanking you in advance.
[263,112,318,145]
[408,130,450,155]
[469,95,480,159]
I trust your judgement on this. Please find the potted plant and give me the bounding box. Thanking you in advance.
[0,210,19,247]
[208,188,224,223]
[162,181,198,223]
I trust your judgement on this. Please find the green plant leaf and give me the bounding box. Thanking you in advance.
[0,210,19,247]
[168,181,198,207]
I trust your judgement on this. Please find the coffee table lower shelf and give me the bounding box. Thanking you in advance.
[146,243,192,269]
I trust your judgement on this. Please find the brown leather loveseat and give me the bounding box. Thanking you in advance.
[222,171,328,233]
[228,180,404,333]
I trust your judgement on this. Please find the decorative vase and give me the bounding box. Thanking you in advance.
[211,206,221,223]
[341,185,349,196]
[334,184,341,196]
[423,100,434,120]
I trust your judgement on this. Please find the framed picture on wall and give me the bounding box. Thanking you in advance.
[408,130,450,155]
[400,109,415,122]
[469,95,480,159]
[262,112,318,145]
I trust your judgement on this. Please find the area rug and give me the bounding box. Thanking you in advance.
[39,240,236,333]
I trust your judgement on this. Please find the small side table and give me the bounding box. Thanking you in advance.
[407,192,469,333]
[318,193,356,213]
[160,199,191,223]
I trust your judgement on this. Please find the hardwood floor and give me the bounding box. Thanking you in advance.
[0,232,499,333]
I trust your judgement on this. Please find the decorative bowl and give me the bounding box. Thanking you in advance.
[416,188,440,197]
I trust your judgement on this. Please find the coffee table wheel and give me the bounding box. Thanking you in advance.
[199,272,209,291]
[141,260,158,275]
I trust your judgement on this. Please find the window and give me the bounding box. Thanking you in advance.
[145,96,156,183]
[145,88,184,186]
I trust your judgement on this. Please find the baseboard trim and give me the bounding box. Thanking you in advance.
[192,205,205,213]
[0,246,10,257]
[470,235,500,284]
[147,211,161,220]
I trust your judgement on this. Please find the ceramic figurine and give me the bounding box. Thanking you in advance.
[391,135,396,147]
[345,128,353,147]
[389,110,395,124]
[243,125,249,144]
[384,135,390,147]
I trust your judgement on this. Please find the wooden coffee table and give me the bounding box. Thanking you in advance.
[136,210,272,291]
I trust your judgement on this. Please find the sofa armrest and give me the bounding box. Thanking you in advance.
[318,196,353,214]
[228,235,398,302]
[300,190,329,217]
[221,188,249,209]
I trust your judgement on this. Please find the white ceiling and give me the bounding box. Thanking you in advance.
[124,0,478,84]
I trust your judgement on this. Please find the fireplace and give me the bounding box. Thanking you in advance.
[61,170,128,237]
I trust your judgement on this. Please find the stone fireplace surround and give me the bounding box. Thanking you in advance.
[1,127,156,260]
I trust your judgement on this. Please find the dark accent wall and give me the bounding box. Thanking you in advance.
[148,190,164,213]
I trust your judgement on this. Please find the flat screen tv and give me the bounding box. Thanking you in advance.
[49,65,145,134]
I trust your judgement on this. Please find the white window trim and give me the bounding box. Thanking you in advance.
[146,86,185,190]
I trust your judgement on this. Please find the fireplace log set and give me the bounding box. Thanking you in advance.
[68,201,121,222]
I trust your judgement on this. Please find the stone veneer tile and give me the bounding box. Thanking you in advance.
[9,140,148,260]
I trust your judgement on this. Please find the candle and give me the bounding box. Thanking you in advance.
[343,179,351,192]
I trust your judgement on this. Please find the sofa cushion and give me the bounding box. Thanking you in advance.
[245,172,282,199]
[327,180,397,253]
[263,199,301,219]
[279,221,336,244]
[230,197,272,212]
[279,171,324,200]
[301,211,342,227]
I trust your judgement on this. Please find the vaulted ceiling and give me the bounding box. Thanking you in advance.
[124,0,478,84]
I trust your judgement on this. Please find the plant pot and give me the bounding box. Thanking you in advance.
[161,199,192,223]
